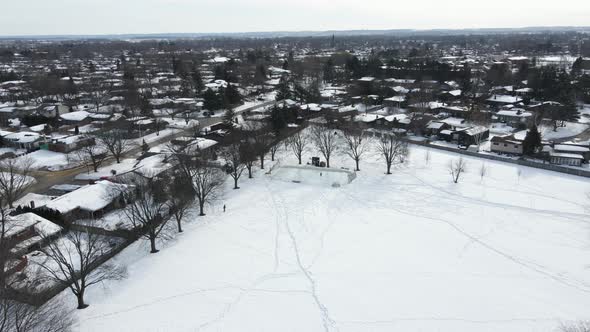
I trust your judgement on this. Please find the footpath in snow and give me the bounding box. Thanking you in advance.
[61,142,590,332]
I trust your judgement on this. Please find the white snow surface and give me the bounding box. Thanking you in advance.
[15,150,70,170]
[539,122,589,140]
[65,142,590,332]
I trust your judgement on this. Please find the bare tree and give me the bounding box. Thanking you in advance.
[287,130,309,165]
[167,175,194,233]
[311,125,339,168]
[38,229,127,309]
[192,164,224,216]
[167,144,224,216]
[0,298,73,332]
[223,143,246,189]
[424,149,431,165]
[96,130,135,164]
[449,157,467,183]
[118,174,170,253]
[74,141,108,173]
[240,141,257,179]
[254,131,272,170]
[243,122,271,170]
[479,163,488,182]
[269,142,280,161]
[0,157,34,208]
[84,76,114,113]
[376,133,408,175]
[0,197,11,289]
[342,127,368,171]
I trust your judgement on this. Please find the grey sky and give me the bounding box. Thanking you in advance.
[1,0,589,36]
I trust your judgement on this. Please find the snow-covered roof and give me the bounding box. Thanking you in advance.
[338,105,357,113]
[60,110,90,122]
[487,95,523,104]
[410,101,446,110]
[5,213,62,238]
[385,78,416,84]
[497,109,532,118]
[384,114,410,123]
[392,86,410,94]
[508,56,529,61]
[384,96,405,103]
[441,117,466,127]
[553,145,590,153]
[45,180,127,214]
[3,131,41,143]
[191,137,218,150]
[14,193,56,209]
[549,151,584,159]
[427,121,446,129]
[301,103,322,112]
[462,125,488,136]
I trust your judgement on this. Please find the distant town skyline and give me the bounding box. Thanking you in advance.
[1,0,589,36]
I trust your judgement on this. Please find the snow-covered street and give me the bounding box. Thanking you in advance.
[69,144,590,332]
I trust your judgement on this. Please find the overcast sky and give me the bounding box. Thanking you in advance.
[1,0,589,36]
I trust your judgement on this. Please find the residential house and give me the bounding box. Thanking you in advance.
[495,109,533,128]
[48,135,95,153]
[425,121,450,136]
[549,152,584,167]
[444,126,490,146]
[44,180,128,222]
[486,95,523,109]
[4,213,62,273]
[0,130,44,151]
[552,144,590,163]
[60,110,91,126]
[490,134,524,155]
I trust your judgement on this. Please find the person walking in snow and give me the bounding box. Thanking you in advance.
[223,204,226,212]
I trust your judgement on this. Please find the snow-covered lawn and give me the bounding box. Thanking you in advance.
[75,159,137,180]
[539,122,589,140]
[66,142,590,332]
[15,150,71,170]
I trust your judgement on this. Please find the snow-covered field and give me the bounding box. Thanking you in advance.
[272,165,355,187]
[60,140,590,332]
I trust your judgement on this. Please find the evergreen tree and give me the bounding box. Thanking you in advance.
[345,55,363,79]
[225,83,242,105]
[522,125,542,156]
[203,88,221,111]
[275,77,292,101]
[191,67,204,95]
[270,106,287,134]
[305,81,322,103]
[572,57,584,76]
[323,58,335,83]
[223,108,236,127]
